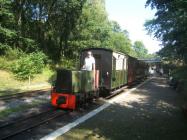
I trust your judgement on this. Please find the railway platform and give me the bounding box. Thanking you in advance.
[42,76,187,140]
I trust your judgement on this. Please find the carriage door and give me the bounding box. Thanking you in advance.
[123,56,128,84]
[93,54,102,87]
[93,54,101,71]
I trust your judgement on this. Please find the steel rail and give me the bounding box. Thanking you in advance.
[0,88,50,101]
[0,109,68,140]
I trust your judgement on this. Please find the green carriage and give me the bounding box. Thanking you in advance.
[80,48,128,95]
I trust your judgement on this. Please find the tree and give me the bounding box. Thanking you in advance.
[48,0,86,57]
[132,41,148,58]
[68,0,111,55]
[145,0,187,64]
[1,0,143,71]
[0,0,17,54]
[107,21,132,54]
[0,0,38,55]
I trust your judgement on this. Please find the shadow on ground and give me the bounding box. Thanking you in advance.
[0,88,22,96]
[56,77,187,140]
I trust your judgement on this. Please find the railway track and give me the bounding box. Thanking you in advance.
[0,108,68,140]
[0,88,50,101]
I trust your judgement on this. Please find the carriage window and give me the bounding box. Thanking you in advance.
[124,58,127,70]
[116,58,123,70]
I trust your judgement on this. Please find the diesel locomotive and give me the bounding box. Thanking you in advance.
[51,48,148,109]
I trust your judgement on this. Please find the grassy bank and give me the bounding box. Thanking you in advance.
[0,67,55,96]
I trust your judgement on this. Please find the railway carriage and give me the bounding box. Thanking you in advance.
[51,48,148,109]
[128,56,137,85]
[138,60,149,80]
[128,56,149,85]
[81,48,128,96]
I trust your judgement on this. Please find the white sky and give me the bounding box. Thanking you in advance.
[105,0,162,54]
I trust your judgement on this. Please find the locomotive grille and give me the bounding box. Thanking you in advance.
[56,96,66,105]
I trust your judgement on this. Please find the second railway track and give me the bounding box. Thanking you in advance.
[0,108,68,140]
[0,88,50,101]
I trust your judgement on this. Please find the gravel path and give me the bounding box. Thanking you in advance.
[56,77,187,140]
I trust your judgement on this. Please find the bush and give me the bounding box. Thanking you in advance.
[0,57,11,70]
[171,66,187,79]
[171,66,187,95]
[11,52,47,80]
[5,48,24,60]
[0,48,24,70]
[56,57,79,70]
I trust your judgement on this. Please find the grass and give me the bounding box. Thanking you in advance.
[0,67,55,96]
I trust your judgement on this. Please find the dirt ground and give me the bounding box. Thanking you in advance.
[56,77,187,140]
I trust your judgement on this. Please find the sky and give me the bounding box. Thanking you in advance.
[105,0,162,54]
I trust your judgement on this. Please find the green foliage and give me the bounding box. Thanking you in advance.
[11,52,47,80]
[71,0,111,50]
[132,41,148,58]
[5,48,24,60]
[0,48,23,70]
[108,32,132,54]
[145,0,187,64]
[1,0,150,72]
[106,20,134,55]
[0,57,12,70]
[145,53,158,59]
[46,0,86,56]
[0,0,39,54]
[171,66,187,80]
[0,0,16,53]
[71,1,134,57]
[57,57,79,70]
[171,66,187,94]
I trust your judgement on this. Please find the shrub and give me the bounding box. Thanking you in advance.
[171,66,187,80]
[5,48,24,60]
[0,57,11,70]
[56,57,79,70]
[11,52,47,80]
[171,66,187,95]
[0,48,24,70]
